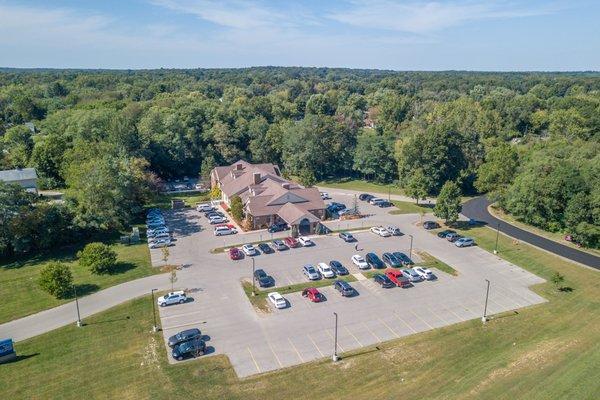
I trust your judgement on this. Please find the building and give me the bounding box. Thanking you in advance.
[211,160,325,235]
[0,167,38,193]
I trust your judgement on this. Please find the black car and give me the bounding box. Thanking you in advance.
[382,252,402,267]
[329,260,349,275]
[437,229,455,238]
[168,328,202,348]
[393,252,414,266]
[172,338,206,361]
[378,201,393,208]
[268,223,288,233]
[373,273,395,288]
[253,269,273,287]
[334,280,355,296]
[338,232,356,242]
[423,221,440,230]
[258,242,274,254]
[359,193,374,202]
[272,239,288,251]
[206,211,225,218]
[365,252,385,269]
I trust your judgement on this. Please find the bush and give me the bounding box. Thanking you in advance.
[77,242,118,274]
[230,195,244,222]
[38,262,73,298]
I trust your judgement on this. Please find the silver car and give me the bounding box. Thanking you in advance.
[303,264,321,280]
[402,268,423,282]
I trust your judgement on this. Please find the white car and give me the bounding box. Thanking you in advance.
[267,292,287,309]
[369,198,384,205]
[196,203,213,212]
[157,291,187,307]
[351,254,369,269]
[149,239,171,248]
[149,232,170,242]
[414,267,436,280]
[214,226,237,236]
[242,244,258,256]
[209,215,227,224]
[320,192,331,200]
[317,262,335,278]
[370,226,391,237]
[298,236,314,246]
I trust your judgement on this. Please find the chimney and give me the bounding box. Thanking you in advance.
[236,163,243,170]
[253,172,261,185]
[281,182,291,190]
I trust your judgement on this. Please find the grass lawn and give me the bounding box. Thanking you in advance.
[390,200,433,215]
[317,179,405,196]
[2,225,599,399]
[0,242,158,324]
[148,191,211,209]
[415,250,458,276]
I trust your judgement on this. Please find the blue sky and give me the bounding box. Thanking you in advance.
[0,0,598,70]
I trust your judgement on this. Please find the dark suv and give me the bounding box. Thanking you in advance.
[329,260,349,275]
[253,269,273,287]
[382,252,402,267]
[359,193,374,202]
[365,252,385,269]
[172,338,206,361]
[167,328,202,348]
[334,280,355,296]
[373,273,395,288]
[268,223,288,233]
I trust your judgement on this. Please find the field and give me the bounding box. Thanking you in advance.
[317,179,405,196]
[2,222,599,399]
[390,200,433,214]
[149,192,212,209]
[0,242,158,324]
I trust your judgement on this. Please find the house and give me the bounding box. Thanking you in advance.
[211,160,325,235]
[0,167,38,193]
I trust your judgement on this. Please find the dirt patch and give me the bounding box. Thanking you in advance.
[140,335,161,370]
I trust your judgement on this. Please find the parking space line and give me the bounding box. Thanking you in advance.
[408,309,434,330]
[344,326,363,347]
[288,338,304,363]
[394,311,417,334]
[325,329,345,352]
[362,321,382,342]
[307,333,325,357]
[162,321,205,331]
[378,317,400,338]
[424,305,450,325]
[266,341,284,368]
[247,347,261,373]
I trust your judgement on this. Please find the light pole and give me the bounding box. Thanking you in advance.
[482,279,490,324]
[494,223,500,254]
[332,312,339,362]
[151,288,159,332]
[251,257,256,296]
[73,284,82,327]
[388,187,391,202]
[408,234,414,260]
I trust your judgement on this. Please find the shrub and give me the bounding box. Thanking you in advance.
[230,195,244,222]
[77,242,118,274]
[38,262,73,298]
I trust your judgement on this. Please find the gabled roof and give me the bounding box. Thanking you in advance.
[276,203,320,225]
[0,168,38,182]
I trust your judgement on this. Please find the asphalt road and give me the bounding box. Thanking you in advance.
[462,196,600,270]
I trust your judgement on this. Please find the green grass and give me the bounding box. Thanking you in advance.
[389,200,433,215]
[415,250,458,276]
[2,223,599,399]
[0,242,158,324]
[317,179,405,196]
[147,191,211,209]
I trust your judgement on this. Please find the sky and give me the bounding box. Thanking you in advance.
[0,0,598,71]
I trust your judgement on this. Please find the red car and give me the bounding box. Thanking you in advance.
[229,247,243,260]
[302,287,324,302]
[385,269,411,288]
[284,236,299,248]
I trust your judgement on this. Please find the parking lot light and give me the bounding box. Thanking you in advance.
[151,288,159,332]
[408,235,414,260]
[482,279,490,324]
[494,223,500,254]
[73,284,82,328]
[332,312,339,362]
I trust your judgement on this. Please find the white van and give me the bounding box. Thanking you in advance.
[214,226,237,236]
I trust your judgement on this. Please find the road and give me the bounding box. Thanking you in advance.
[462,196,600,270]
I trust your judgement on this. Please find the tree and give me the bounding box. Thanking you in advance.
[298,168,316,187]
[210,186,221,200]
[169,270,178,291]
[230,195,244,222]
[551,271,565,290]
[564,192,591,233]
[77,242,118,274]
[38,262,73,298]
[352,131,397,182]
[475,142,519,194]
[161,247,170,265]
[405,168,429,204]
[3,125,34,168]
[434,181,462,224]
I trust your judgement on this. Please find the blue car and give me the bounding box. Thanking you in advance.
[172,338,206,361]
[329,260,349,275]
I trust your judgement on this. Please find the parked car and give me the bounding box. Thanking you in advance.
[258,243,274,254]
[298,236,314,246]
[157,291,187,307]
[146,208,160,216]
[205,210,224,218]
[267,223,288,233]
[172,338,206,361]
[338,209,355,217]
[317,262,335,278]
[214,226,237,236]
[168,328,202,348]
[284,236,299,248]
[331,202,346,210]
[253,269,273,287]
[267,292,287,309]
[329,260,349,275]
[369,198,384,205]
[402,268,423,282]
[378,201,393,208]
[386,226,402,236]
[351,254,369,269]
[242,244,258,256]
[437,229,455,238]
[371,226,391,237]
[149,233,171,243]
[229,247,243,260]
[455,237,475,247]
[149,239,171,249]
[196,203,214,212]
[446,232,461,242]
[359,193,374,201]
[147,217,165,224]
[272,239,288,251]
[423,221,440,230]
[147,228,169,238]
[382,252,402,267]
[385,270,411,288]
[147,222,166,229]
[365,252,385,269]
[320,192,331,200]
[303,264,321,280]
[334,280,355,296]
[414,267,436,280]
[302,287,324,302]
[373,273,395,288]
[393,252,414,266]
[209,215,227,224]
[338,231,356,242]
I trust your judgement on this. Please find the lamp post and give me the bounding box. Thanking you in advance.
[73,284,82,327]
[408,234,414,260]
[388,187,391,202]
[332,312,339,362]
[482,279,490,324]
[494,223,500,254]
[251,257,256,296]
[151,288,159,332]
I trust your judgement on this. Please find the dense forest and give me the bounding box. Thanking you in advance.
[1,67,599,257]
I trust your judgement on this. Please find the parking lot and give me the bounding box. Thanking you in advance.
[151,191,546,377]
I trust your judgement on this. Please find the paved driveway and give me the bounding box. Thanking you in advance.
[153,193,546,378]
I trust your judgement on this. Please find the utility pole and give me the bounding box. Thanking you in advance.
[494,223,500,254]
[388,187,391,202]
[332,312,339,362]
[408,234,414,260]
[73,284,82,327]
[482,279,490,324]
[151,288,159,332]
[251,257,256,296]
